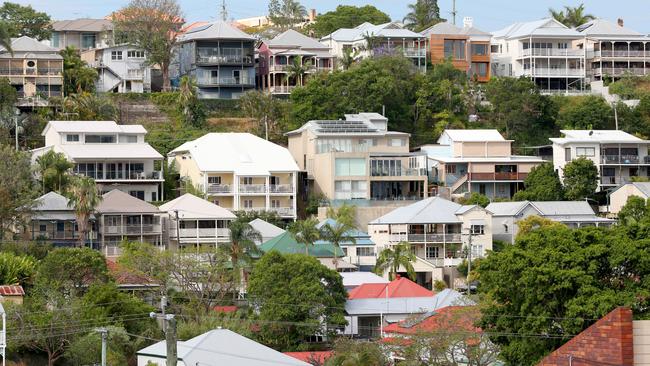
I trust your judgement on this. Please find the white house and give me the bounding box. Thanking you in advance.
[608,182,650,214]
[81,44,152,93]
[491,18,586,93]
[159,193,236,251]
[248,218,285,245]
[369,197,492,288]
[486,200,615,244]
[32,121,164,202]
[550,130,650,192]
[168,133,300,221]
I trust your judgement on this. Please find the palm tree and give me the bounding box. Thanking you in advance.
[286,56,311,87]
[36,150,74,193]
[0,21,13,55]
[403,0,442,32]
[549,3,595,27]
[362,32,381,54]
[225,218,262,293]
[66,176,100,248]
[287,218,320,255]
[326,204,356,228]
[338,48,358,70]
[319,220,355,270]
[374,242,416,280]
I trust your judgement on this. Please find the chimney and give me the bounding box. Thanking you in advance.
[617,18,624,27]
[309,9,316,22]
[463,16,473,28]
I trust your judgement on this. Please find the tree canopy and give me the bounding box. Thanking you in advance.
[0,145,38,239]
[268,0,306,30]
[556,95,614,130]
[549,3,595,28]
[60,47,98,95]
[0,2,52,41]
[562,157,598,200]
[308,5,391,38]
[513,162,565,201]
[403,0,443,32]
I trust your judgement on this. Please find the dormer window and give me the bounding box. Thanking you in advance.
[66,134,80,142]
[85,134,115,143]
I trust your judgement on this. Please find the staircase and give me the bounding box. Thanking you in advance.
[450,174,469,194]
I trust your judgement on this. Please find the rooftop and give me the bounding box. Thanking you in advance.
[576,18,647,39]
[177,20,255,42]
[550,129,649,144]
[421,22,491,37]
[339,272,388,288]
[52,18,113,32]
[266,29,329,50]
[43,121,147,135]
[96,189,161,214]
[159,193,236,220]
[369,197,479,225]
[286,113,408,137]
[345,288,470,316]
[169,133,299,175]
[321,22,425,43]
[315,219,374,246]
[485,201,614,222]
[259,231,345,258]
[612,182,650,197]
[348,276,433,300]
[492,18,581,39]
[0,36,63,59]
[248,218,285,240]
[383,305,480,335]
[439,129,508,143]
[32,192,76,221]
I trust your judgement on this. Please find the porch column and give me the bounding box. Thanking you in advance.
[196,219,200,248]
[628,42,631,70]
[442,224,446,267]
[140,214,143,243]
[215,219,218,249]
[265,176,270,211]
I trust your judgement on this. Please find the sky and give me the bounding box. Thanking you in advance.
[14,0,650,34]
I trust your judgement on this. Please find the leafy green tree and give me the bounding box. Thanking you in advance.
[114,0,183,91]
[248,252,347,350]
[556,95,613,130]
[549,3,595,27]
[326,338,388,366]
[59,92,118,120]
[36,247,108,296]
[225,218,262,289]
[562,157,598,200]
[268,0,307,30]
[66,175,100,247]
[0,251,36,285]
[239,90,289,141]
[338,47,358,70]
[326,204,356,228]
[477,216,650,365]
[177,312,254,341]
[0,21,12,54]
[617,196,649,225]
[0,77,17,121]
[320,219,356,270]
[513,162,565,201]
[60,47,98,95]
[0,2,52,40]
[374,242,416,280]
[403,0,443,32]
[288,218,320,255]
[35,150,74,194]
[65,325,131,366]
[308,5,391,38]
[0,145,38,239]
[234,209,284,227]
[460,192,490,207]
[177,75,205,128]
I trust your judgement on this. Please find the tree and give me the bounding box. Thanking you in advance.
[0,145,38,239]
[113,0,183,91]
[326,204,356,228]
[562,157,598,200]
[319,219,356,270]
[177,75,205,128]
[35,247,108,296]
[549,3,595,28]
[248,252,347,350]
[308,5,391,38]
[617,196,649,225]
[288,218,320,255]
[460,192,490,208]
[239,90,289,141]
[325,338,388,366]
[35,150,74,194]
[286,56,311,87]
[65,175,100,247]
[268,0,307,30]
[0,252,36,285]
[513,162,565,201]
[234,209,284,227]
[338,47,358,70]
[556,95,613,130]
[403,0,443,32]
[0,77,16,122]
[0,2,52,41]
[60,92,118,121]
[0,21,12,54]
[65,325,131,366]
[374,242,416,280]
[224,218,262,289]
[60,47,98,95]
[476,216,650,365]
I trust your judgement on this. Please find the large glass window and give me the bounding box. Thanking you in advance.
[335,158,366,176]
[471,62,488,77]
[85,135,115,143]
[471,44,487,56]
[316,139,353,153]
[576,147,595,157]
[334,180,367,199]
[444,40,466,60]
[370,159,402,176]
[66,134,79,142]
[81,33,96,49]
[51,32,60,48]
[119,135,137,143]
[111,51,123,60]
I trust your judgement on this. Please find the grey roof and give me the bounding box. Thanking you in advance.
[485,201,532,216]
[0,36,63,59]
[370,197,479,225]
[286,113,409,137]
[266,29,329,49]
[421,22,490,37]
[52,18,113,32]
[159,193,236,220]
[178,21,255,42]
[34,192,72,211]
[492,18,581,39]
[345,289,471,316]
[633,182,650,197]
[576,18,645,38]
[249,218,285,240]
[486,201,597,217]
[321,22,424,42]
[96,190,160,214]
[137,329,310,366]
[550,130,649,145]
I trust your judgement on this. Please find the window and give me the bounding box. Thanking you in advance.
[576,147,595,157]
[56,222,65,232]
[66,134,79,142]
[426,246,440,259]
[370,159,402,177]
[565,148,571,162]
[81,33,96,49]
[390,138,405,147]
[119,135,137,143]
[445,165,457,174]
[151,192,157,201]
[444,39,466,60]
[129,190,145,200]
[111,51,123,60]
[242,177,253,185]
[491,44,500,53]
[316,138,353,153]
[471,44,487,56]
[356,247,375,257]
[335,158,366,176]
[471,225,485,235]
[471,62,488,77]
[269,176,279,185]
[127,50,145,59]
[243,200,253,208]
[208,176,221,184]
[602,167,615,177]
[479,184,486,195]
[334,180,367,199]
[558,43,568,49]
[271,199,280,208]
[39,224,47,232]
[51,32,60,48]
[85,135,115,143]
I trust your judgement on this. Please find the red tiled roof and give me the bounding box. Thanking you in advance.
[284,351,333,365]
[348,276,433,299]
[106,259,158,287]
[383,306,480,335]
[213,305,238,313]
[536,307,634,366]
[0,285,24,296]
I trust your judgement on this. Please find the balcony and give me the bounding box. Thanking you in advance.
[425,257,464,267]
[197,76,255,87]
[207,184,233,194]
[595,67,648,77]
[269,207,295,216]
[35,231,98,240]
[370,167,427,177]
[594,50,650,58]
[269,85,296,94]
[94,171,162,181]
[173,228,230,239]
[240,184,266,194]
[524,68,584,77]
[402,48,427,57]
[196,51,253,66]
[468,172,528,181]
[103,224,162,235]
[269,184,294,193]
[389,233,462,243]
[601,176,635,185]
[520,48,584,57]
[601,155,649,164]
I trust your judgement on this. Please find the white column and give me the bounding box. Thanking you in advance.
[265,176,270,212]
[292,172,297,221]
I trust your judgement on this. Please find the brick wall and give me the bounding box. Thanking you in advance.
[537,307,634,366]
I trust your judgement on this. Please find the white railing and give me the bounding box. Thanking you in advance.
[426,257,464,267]
[104,224,161,235]
[596,67,648,76]
[389,233,462,243]
[269,184,293,193]
[207,184,232,194]
[269,85,296,94]
[239,207,266,212]
[524,68,584,77]
[520,48,584,57]
[268,207,295,216]
[174,228,230,238]
[403,48,427,57]
[539,89,593,95]
[197,76,255,86]
[240,184,266,193]
[595,50,650,58]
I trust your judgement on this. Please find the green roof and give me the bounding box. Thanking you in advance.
[259,231,344,257]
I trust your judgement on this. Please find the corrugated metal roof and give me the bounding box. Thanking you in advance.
[633,182,650,197]
[52,18,113,32]
[0,36,63,59]
[0,285,25,296]
[248,218,285,241]
[340,272,388,288]
[159,193,236,220]
[34,191,72,211]
[551,130,647,144]
[96,189,160,214]
[440,129,506,142]
[492,18,581,39]
[321,22,424,42]
[259,231,344,257]
[485,201,532,216]
[369,197,471,225]
[486,200,598,217]
[43,121,147,134]
[315,219,374,246]
[345,289,470,315]
[267,29,329,49]
[58,144,162,160]
[348,276,433,299]
[576,18,644,37]
[177,21,255,42]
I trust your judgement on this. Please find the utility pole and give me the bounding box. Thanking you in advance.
[165,315,177,366]
[95,327,108,366]
[220,0,228,21]
[451,0,458,25]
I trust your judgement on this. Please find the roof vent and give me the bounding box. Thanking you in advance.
[463,17,473,28]
[617,18,624,27]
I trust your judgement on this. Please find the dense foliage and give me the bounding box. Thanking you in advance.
[0,2,52,40]
[307,5,391,38]
[513,162,565,201]
[562,157,599,200]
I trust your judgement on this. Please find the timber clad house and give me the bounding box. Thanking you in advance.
[32,121,164,202]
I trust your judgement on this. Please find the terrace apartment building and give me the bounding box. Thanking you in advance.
[257,29,335,95]
[369,197,492,289]
[320,22,427,72]
[550,130,650,192]
[168,133,300,221]
[576,18,650,80]
[32,121,164,202]
[421,17,492,82]
[172,21,255,99]
[491,18,586,93]
[0,36,63,103]
[286,113,428,201]
[50,18,114,51]
[81,44,152,93]
[421,129,544,199]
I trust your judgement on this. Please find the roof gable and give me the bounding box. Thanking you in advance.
[96,190,160,214]
[576,18,643,37]
[383,305,480,335]
[178,21,255,42]
[493,18,581,39]
[35,191,72,211]
[260,231,344,257]
[370,197,464,225]
[267,29,329,49]
[348,276,433,299]
[159,193,236,219]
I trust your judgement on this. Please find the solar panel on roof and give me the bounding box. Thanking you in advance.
[186,24,212,34]
[314,120,378,133]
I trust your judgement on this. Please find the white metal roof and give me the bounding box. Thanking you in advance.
[429,155,545,164]
[137,329,310,366]
[42,121,147,135]
[492,18,581,39]
[159,193,236,220]
[340,272,389,288]
[169,133,299,174]
[96,190,160,214]
[486,200,601,217]
[0,36,63,59]
[345,289,470,316]
[266,29,330,49]
[249,218,285,241]
[369,197,481,225]
[576,19,646,38]
[34,191,72,211]
[421,22,491,38]
[177,21,255,42]
[57,144,163,160]
[439,129,507,143]
[550,130,649,144]
[321,22,425,43]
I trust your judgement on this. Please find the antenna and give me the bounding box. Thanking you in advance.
[219,0,228,21]
[450,0,458,25]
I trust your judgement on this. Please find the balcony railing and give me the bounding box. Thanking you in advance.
[594,50,650,58]
[370,168,427,177]
[207,184,233,194]
[403,48,427,57]
[601,155,645,164]
[520,48,584,57]
[240,184,266,193]
[94,171,162,181]
[269,184,294,193]
[196,53,253,65]
[268,207,295,216]
[197,76,255,87]
[468,172,528,181]
[239,207,266,213]
[269,85,296,94]
[103,224,161,235]
[426,257,464,267]
[601,176,635,185]
[595,67,648,76]
[524,68,584,77]
[389,233,462,243]
[173,228,230,238]
[35,231,98,240]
